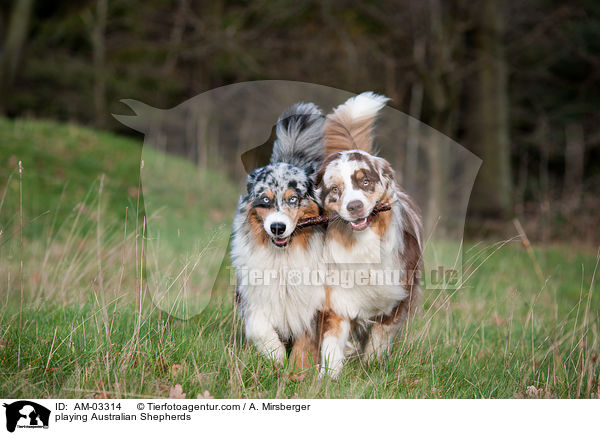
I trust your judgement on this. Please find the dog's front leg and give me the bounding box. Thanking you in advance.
[245,314,286,365]
[363,322,402,361]
[288,332,319,381]
[364,299,409,361]
[319,312,351,379]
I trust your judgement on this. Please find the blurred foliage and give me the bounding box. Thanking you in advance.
[1,0,599,237]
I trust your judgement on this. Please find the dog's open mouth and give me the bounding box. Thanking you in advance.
[271,236,290,247]
[350,214,374,231]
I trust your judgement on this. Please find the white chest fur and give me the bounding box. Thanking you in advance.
[232,233,325,339]
[324,224,407,320]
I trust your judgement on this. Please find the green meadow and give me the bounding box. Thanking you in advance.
[1,119,598,398]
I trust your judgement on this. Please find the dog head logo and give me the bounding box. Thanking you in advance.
[3,401,50,432]
[113,81,480,319]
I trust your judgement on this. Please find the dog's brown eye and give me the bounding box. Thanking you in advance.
[331,185,339,194]
[363,179,370,186]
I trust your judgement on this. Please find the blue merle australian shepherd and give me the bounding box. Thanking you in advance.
[230,103,326,375]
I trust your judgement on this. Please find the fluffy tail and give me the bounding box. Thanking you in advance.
[270,102,325,174]
[325,92,389,155]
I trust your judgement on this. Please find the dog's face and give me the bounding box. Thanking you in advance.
[318,150,395,231]
[244,163,318,247]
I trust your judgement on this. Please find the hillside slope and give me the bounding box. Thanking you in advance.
[0,118,238,239]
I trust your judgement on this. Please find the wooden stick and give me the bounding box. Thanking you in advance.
[296,203,392,229]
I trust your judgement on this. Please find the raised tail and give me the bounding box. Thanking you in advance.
[324,91,389,155]
[270,102,325,175]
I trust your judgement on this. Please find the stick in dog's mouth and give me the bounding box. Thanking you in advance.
[295,202,392,230]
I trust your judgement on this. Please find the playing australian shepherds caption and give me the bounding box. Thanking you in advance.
[230,92,424,379]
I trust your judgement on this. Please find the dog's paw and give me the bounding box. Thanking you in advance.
[318,365,341,380]
[266,345,286,367]
[286,370,308,382]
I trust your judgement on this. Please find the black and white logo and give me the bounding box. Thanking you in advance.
[3,401,50,433]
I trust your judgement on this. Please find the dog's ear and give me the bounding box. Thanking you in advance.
[246,169,260,194]
[375,157,397,197]
[315,166,325,188]
[303,164,318,185]
[309,183,323,208]
[299,166,322,208]
[315,151,341,187]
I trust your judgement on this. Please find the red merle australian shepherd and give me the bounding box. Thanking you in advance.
[317,92,424,378]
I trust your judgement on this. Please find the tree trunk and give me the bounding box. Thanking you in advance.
[467,0,512,218]
[563,123,584,210]
[425,129,444,235]
[405,79,423,190]
[515,147,528,214]
[162,0,188,76]
[92,0,108,127]
[0,0,34,114]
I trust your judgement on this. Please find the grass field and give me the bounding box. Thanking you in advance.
[1,119,599,398]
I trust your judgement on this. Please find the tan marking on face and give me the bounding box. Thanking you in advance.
[330,177,344,188]
[370,194,392,237]
[290,200,320,249]
[370,210,392,237]
[262,189,275,201]
[247,207,270,247]
[283,189,296,200]
[248,189,276,246]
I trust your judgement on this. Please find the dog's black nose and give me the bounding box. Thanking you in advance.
[346,200,364,216]
[270,222,286,236]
